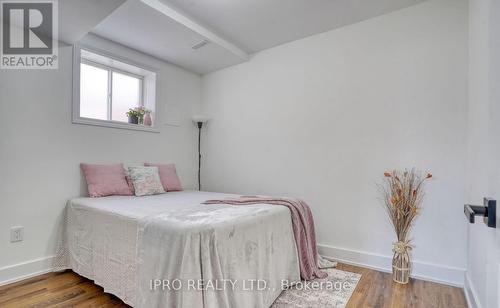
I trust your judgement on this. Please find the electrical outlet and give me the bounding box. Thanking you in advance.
[10,226,24,243]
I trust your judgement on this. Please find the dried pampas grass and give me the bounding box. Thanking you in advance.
[380,169,432,283]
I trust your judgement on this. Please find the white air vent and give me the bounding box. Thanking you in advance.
[192,40,209,50]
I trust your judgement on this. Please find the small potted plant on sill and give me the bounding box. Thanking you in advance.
[126,107,149,125]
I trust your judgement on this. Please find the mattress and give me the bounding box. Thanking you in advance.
[54,191,300,307]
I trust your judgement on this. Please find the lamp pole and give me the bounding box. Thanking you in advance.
[197,121,202,191]
[193,116,209,191]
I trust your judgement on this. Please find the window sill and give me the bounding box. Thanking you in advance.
[73,117,160,133]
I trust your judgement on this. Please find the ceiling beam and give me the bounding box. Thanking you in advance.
[140,0,249,61]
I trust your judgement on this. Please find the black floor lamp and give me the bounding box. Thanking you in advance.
[192,116,209,191]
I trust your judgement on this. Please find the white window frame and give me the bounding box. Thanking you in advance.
[81,59,145,121]
[72,44,159,133]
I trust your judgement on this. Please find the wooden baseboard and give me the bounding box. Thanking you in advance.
[463,272,482,308]
[0,256,55,286]
[0,245,467,290]
[318,243,465,287]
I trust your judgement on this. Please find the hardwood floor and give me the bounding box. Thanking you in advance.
[336,263,467,308]
[0,264,467,307]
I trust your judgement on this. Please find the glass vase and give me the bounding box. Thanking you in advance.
[392,242,411,284]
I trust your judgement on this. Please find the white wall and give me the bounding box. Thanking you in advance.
[201,0,468,285]
[0,34,202,282]
[465,0,500,307]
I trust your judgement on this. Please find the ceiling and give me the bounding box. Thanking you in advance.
[59,0,126,44]
[92,0,242,74]
[90,0,425,74]
[162,0,425,53]
[0,0,125,44]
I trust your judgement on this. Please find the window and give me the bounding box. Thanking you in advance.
[73,46,158,132]
[80,62,143,122]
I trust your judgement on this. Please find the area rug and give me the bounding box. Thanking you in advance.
[271,268,361,308]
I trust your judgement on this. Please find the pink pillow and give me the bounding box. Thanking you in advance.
[81,163,134,197]
[144,163,183,191]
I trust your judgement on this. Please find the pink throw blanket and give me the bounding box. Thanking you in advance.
[203,196,327,280]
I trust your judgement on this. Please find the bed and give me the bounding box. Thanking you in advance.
[54,190,300,307]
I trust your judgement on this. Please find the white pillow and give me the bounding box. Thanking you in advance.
[127,166,165,196]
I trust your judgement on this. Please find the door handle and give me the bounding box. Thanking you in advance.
[464,198,496,228]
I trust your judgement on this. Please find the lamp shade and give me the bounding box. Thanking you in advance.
[192,115,210,124]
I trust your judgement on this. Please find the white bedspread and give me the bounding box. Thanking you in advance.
[55,191,300,307]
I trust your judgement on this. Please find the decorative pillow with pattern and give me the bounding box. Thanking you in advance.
[128,166,166,196]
